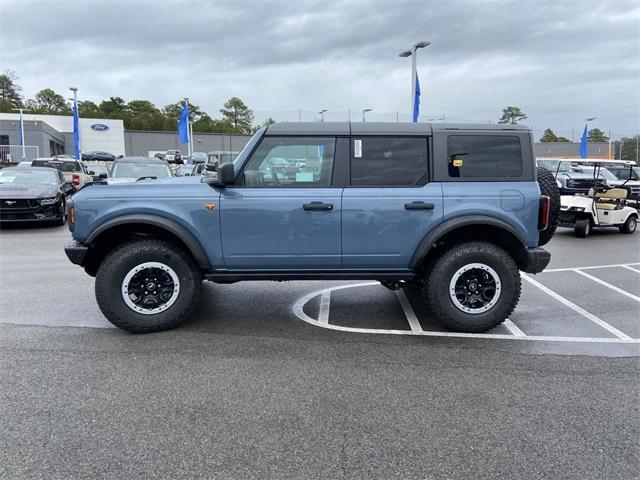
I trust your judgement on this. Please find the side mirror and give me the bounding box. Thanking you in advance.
[202,162,234,187]
[99,173,108,179]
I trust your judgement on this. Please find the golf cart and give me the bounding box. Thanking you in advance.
[558,159,638,237]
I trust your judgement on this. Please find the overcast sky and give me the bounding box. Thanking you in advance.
[2,0,638,138]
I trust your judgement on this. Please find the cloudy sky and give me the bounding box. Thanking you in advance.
[2,0,638,138]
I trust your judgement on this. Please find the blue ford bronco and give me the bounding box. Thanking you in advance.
[65,122,559,333]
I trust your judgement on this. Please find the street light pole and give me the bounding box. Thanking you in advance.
[399,41,430,120]
[362,108,372,123]
[69,87,80,159]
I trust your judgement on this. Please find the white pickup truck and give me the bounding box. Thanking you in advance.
[31,157,94,190]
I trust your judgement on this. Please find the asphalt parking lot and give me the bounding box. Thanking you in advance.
[1,224,639,479]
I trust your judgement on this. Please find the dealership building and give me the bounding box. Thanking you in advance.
[0,112,611,162]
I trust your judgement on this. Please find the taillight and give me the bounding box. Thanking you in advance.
[72,174,80,186]
[538,195,550,231]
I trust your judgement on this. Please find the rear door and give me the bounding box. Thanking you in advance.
[342,136,443,268]
[220,136,343,269]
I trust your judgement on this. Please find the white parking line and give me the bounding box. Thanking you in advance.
[572,269,640,303]
[291,282,639,344]
[504,319,526,337]
[622,265,640,274]
[521,273,632,340]
[318,292,331,324]
[395,290,423,333]
[543,262,640,273]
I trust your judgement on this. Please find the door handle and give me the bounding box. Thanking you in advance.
[404,201,435,211]
[303,201,334,211]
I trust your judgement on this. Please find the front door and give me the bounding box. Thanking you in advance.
[220,136,342,269]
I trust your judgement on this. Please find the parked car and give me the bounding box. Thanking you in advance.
[16,161,33,168]
[191,152,208,164]
[108,156,173,184]
[0,167,73,225]
[154,153,167,161]
[86,164,109,182]
[31,157,93,190]
[165,150,183,164]
[82,151,116,162]
[175,165,194,177]
[65,122,558,333]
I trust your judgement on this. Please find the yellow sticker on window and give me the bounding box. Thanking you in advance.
[453,159,463,167]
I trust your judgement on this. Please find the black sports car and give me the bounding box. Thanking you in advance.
[0,167,73,225]
[81,151,116,162]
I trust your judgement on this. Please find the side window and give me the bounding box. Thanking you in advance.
[241,137,335,187]
[447,135,522,178]
[351,137,428,186]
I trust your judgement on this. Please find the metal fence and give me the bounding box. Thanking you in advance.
[0,145,40,165]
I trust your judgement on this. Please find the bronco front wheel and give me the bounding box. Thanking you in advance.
[423,242,521,332]
[95,240,201,333]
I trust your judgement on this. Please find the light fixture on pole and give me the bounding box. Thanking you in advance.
[319,109,327,122]
[362,108,372,123]
[399,41,430,120]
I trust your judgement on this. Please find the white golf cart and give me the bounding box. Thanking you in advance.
[557,159,638,238]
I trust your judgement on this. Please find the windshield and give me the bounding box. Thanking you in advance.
[606,166,639,181]
[111,163,172,179]
[89,165,108,175]
[537,160,572,173]
[0,169,58,185]
[574,166,617,181]
[176,166,192,175]
[32,160,81,172]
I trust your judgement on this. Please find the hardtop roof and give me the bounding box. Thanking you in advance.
[265,122,530,136]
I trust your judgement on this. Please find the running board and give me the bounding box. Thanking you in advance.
[205,271,416,283]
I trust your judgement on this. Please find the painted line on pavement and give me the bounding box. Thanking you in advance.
[543,262,640,273]
[621,265,640,274]
[504,319,526,337]
[520,273,632,340]
[395,290,423,333]
[318,292,331,324]
[572,269,640,303]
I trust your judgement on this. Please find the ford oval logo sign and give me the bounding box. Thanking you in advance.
[91,123,109,131]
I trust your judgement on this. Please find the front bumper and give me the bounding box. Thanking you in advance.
[0,200,59,222]
[521,247,551,274]
[65,242,89,266]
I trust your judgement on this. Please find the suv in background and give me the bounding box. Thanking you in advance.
[82,151,116,162]
[107,156,173,184]
[32,157,93,190]
[65,122,558,334]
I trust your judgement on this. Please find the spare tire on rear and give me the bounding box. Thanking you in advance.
[537,167,560,246]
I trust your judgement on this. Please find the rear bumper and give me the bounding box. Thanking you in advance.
[65,242,89,266]
[521,247,551,274]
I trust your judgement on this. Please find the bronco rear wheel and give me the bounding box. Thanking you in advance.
[423,241,521,332]
[95,239,201,333]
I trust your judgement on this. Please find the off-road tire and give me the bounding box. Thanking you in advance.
[536,167,560,246]
[53,199,66,226]
[95,239,201,333]
[574,218,591,238]
[423,241,521,333]
[619,215,637,234]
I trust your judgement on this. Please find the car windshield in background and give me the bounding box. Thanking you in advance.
[176,166,192,175]
[606,166,639,181]
[0,169,58,185]
[573,166,617,181]
[111,163,172,179]
[89,165,108,175]
[538,159,572,173]
[32,160,81,172]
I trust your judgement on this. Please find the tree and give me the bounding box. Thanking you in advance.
[556,136,570,142]
[498,106,527,125]
[587,128,609,143]
[220,97,254,134]
[612,136,639,161]
[539,128,558,142]
[78,100,101,117]
[0,70,23,112]
[253,116,276,133]
[126,100,165,130]
[25,88,71,114]
[98,96,127,119]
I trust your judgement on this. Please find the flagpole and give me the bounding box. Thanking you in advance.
[19,109,25,159]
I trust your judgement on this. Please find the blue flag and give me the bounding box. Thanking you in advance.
[178,104,190,143]
[412,73,421,122]
[579,124,588,158]
[73,101,80,160]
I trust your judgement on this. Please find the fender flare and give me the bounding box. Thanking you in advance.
[409,215,527,269]
[86,214,210,269]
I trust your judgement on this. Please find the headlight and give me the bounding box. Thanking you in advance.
[39,197,58,205]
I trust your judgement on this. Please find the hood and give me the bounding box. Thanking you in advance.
[106,177,138,184]
[0,183,59,199]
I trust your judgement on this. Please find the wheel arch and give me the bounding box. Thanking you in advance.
[84,214,210,275]
[410,215,529,271]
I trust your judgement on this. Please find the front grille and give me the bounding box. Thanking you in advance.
[0,199,32,209]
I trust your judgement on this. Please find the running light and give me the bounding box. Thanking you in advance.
[538,196,550,231]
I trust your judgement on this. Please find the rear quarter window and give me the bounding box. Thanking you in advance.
[447,135,523,178]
